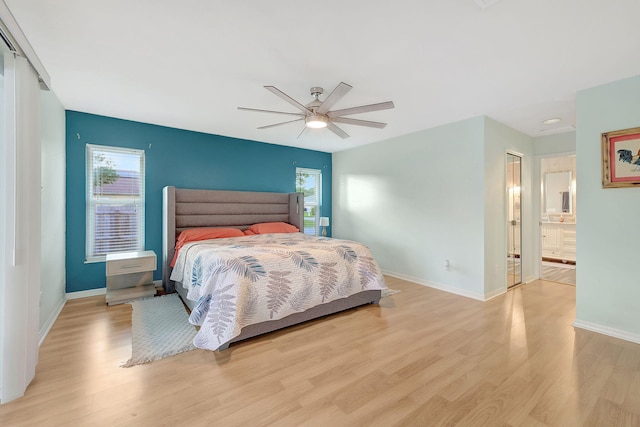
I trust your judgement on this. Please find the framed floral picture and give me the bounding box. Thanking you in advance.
[602,126,640,188]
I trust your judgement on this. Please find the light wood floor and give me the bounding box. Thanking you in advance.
[1,277,639,426]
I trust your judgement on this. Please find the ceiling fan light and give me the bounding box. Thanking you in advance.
[305,114,328,129]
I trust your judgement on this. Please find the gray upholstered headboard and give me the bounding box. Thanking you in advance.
[162,186,304,292]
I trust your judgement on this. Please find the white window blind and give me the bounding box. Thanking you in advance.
[86,144,145,262]
[295,167,322,236]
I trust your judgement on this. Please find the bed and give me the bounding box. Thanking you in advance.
[162,186,386,351]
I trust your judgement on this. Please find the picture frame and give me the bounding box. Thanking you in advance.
[602,126,640,188]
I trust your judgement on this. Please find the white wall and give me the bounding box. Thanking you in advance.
[533,131,576,156]
[574,75,640,342]
[334,116,535,300]
[39,89,66,343]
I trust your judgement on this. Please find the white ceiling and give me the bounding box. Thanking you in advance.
[5,0,640,153]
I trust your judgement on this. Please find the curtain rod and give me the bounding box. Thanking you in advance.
[0,3,51,89]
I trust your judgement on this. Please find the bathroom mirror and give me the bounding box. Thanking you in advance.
[544,171,572,214]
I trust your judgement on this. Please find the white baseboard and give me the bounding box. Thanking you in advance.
[38,296,66,347]
[383,270,492,301]
[573,319,640,345]
[66,287,106,300]
[483,287,507,301]
[66,280,163,300]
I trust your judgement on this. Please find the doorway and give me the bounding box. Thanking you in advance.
[507,153,522,288]
[540,155,576,285]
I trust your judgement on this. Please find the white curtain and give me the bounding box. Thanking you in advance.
[0,51,41,403]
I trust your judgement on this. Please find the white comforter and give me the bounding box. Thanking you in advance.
[170,233,387,350]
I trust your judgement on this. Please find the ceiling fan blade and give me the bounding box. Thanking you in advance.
[327,101,395,118]
[297,126,310,139]
[257,118,304,130]
[316,82,352,114]
[238,107,305,117]
[327,122,350,139]
[331,117,387,129]
[264,86,312,114]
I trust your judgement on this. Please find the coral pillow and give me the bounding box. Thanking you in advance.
[248,222,299,234]
[243,229,257,235]
[171,227,244,267]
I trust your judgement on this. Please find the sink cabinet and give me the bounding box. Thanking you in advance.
[541,223,576,262]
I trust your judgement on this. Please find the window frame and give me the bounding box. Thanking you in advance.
[85,144,145,263]
[295,167,322,236]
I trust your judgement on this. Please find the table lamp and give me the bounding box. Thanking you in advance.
[319,217,329,237]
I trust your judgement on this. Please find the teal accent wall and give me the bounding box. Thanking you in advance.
[66,111,332,292]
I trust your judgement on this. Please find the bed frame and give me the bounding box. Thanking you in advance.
[162,186,381,350]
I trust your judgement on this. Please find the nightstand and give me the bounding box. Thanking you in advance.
[105,250,157,305]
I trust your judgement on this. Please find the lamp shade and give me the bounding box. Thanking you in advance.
[319,217,329,227]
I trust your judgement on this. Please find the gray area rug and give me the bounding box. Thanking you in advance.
[122,293,197,367]
[541,263,576,285]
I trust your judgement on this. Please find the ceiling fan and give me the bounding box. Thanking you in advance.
[238,82,394,139]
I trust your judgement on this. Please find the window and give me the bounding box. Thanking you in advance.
[86,144,145,262]
[295,167,322,235]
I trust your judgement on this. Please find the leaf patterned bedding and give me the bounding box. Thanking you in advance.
[170,233,387,350]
